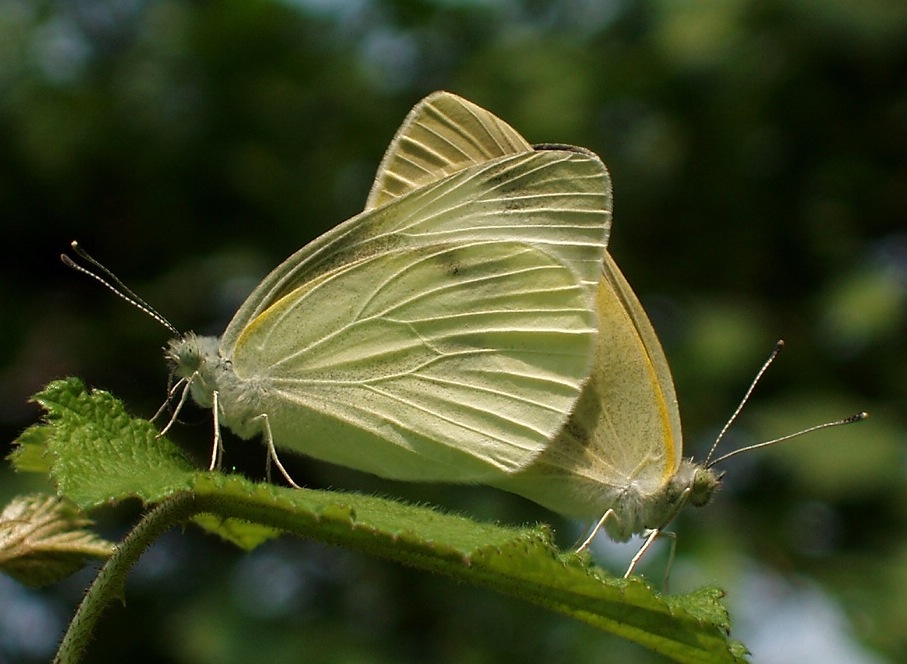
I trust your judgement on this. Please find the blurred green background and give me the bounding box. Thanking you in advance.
[1,1,905,662]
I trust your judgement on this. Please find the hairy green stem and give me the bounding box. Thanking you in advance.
[53,493,199,664]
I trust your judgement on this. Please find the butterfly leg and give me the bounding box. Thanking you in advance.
[625,528,660,578]
[624,485,692,582]
[254,413,303,489]
[660,531,678,592]
[156,376,192,438]
[152,378,177,423]
[208,390,225,471]
[576,508,617,552]
[625,529,677,591]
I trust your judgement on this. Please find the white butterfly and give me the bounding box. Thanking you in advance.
[66,92,861,577]
[364,92,718,571]
[163,92,612,485]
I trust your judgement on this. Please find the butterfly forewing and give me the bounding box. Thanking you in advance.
[599,253,682,478]
[367,91,533,209]
[372,92,686,514]
[222,149,610,351]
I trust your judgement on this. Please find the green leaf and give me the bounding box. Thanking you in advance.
[191,512,281,551]
[8,423,53,473]
[23,378,748,662]
[26,378,196,507]
[188,474,749,662]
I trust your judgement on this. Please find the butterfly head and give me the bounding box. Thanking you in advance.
[650,459,721,531]
[166,333,209,377]
[688,464,722,508]
[164,333,223,407]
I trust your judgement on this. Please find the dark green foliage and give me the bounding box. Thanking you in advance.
[1,2,902,661]
[13,379,745,662]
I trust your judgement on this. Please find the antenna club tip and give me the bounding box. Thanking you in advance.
[850,411,869,423]
[70,240,80,249]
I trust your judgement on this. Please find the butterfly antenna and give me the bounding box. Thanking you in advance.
[61,240,180,336]
[707,411,868,467]
[704,340,785,466]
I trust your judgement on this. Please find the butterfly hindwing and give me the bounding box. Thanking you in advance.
[222,143,610,478]
[233,240,596,480]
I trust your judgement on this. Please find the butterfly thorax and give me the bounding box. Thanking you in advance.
[166,332,268,440]
[494,453,720,542]
[592,460,721,541]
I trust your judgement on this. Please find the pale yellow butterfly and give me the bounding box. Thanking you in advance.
[375,93,865,578]
[150,94,612,484]
[66,92,862,577]
[362,91,717,570]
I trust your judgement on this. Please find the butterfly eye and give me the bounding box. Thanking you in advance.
[167,335,203,375]
[689,468,720,507]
